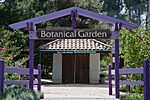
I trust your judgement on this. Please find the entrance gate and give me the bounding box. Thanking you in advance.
[8,7,138,98]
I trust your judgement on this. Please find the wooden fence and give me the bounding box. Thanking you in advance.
[108,60,150,100]
[0,60,41,92]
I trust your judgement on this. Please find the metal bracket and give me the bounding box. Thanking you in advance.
[114,23,122,31]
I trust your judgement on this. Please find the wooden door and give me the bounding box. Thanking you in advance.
[62,54,75,83]
[75,54,89,83]
[62,54,89,83]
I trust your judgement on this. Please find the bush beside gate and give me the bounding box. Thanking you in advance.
[108,60,150,100]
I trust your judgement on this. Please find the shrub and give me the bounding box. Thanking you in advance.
[120,85,126,92]
[100,59,108,69]
[120,27,150,93]
[5,73,20,80]
[100,71,108,79]
[40,92,44,99]
[120,93,143,100]
[120,75,126,80]
[0,85,42,100]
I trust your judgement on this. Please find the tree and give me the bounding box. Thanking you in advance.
[0,0,103,66]
[120,27,150,93]
[101,0,147,25]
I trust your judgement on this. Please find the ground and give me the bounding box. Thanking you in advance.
[40,83,119,100]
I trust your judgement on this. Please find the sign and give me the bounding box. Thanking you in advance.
[57,50,96,54]
[37,29,111,39]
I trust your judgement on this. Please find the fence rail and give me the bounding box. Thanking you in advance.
[120,80,144,85]
[111,68,143,75]
[0,60,41,92]
[4,68,38,75]
[4,80,38,85]
[108,60,150,100]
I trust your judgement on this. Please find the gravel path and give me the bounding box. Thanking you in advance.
[40,84,120,100]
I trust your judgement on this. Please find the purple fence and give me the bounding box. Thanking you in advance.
[0,60,4,92]
[0,60,41,92]
[108,60,150,100]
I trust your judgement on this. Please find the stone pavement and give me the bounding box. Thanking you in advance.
[40,84,120,100]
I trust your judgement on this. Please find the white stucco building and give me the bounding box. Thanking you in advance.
[40,39,111,84]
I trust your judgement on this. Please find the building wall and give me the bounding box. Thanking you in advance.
[52,53,100,84]
[89,53,100,83]
[52,54,62,83]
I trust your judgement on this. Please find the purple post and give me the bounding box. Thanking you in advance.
[0,60,4,92]
[37,64,41,92]
[108,65,112,95]
[144,60,149,100]
[114,23,121,98]
[126,74,129,93]
[115,36,119,98]
[115,38,120,98]
[71,10,77,29]
[28,22,35,90]
[29,39,34,90]
[71,10,77,84]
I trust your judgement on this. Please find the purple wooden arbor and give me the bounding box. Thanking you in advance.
[8,7,138,98]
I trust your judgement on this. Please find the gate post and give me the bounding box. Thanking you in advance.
[126,67,129,93]
[113,23,121,98]
[0,60,4,92]
[38,64,41,92]
[108,65,112,95]
[71,10,77,84]
[27,22,36,90]
[144,60,149,100]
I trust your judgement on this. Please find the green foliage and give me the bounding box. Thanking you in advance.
[121,93,143,100]
[120,27,150,67]
[100,59,108,69]
[39,92,44,99]
[0,28,28,67]
[100,55,111,70]
[100,71,108,77]
[14,57,29,67]
[0,0,104,68]
[120,85,126,92]
[0,0,148,95]
[130,85,143,94]
[102,0,147,24]
[100,71,108,81]
[0,85,42,100]
[4,73,20,80]
[0,0,147,66]
[120,75,126,80]
[120,27,150,93]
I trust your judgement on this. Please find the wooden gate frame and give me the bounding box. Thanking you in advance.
[6,7,139,98]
